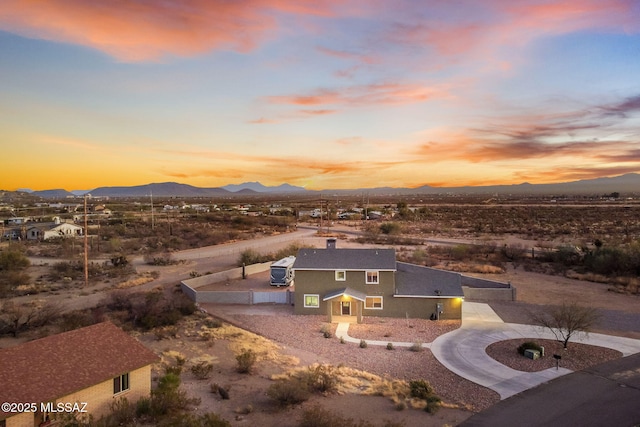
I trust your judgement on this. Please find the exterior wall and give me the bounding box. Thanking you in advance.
[2,366,151,427]
[294,269,395,316]
[3,412,33,427]
[386,297,462,320]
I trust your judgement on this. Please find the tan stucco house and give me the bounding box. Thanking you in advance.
[0,322,158,427]
[293,239,464,323]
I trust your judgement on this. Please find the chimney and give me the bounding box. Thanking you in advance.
[326,238,337,249]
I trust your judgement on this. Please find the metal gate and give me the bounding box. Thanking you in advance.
[252,291,290,304]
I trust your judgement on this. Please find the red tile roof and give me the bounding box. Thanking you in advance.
[0,322,158,416]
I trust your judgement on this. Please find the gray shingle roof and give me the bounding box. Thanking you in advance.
[395,262,464,297]
[323,287,367,302]
[294,248,396,271]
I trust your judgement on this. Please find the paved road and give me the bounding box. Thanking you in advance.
[22,228,322,312]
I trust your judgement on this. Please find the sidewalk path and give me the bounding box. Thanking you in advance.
[338,302,640,400]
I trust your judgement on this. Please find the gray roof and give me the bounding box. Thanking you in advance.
[395,262,464,298]
[294,248,396,271]
[323,287,367,302]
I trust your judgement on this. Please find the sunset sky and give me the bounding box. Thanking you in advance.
[1,0,639,191]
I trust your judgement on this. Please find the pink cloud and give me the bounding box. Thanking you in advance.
[0,0,352,61]
[268,82,452,108]
[389,0,639,68]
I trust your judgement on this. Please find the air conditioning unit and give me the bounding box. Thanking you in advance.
[524,349,541,360]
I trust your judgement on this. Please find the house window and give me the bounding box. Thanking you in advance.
[365,296,383,309]
[304,294,319,308]
[365,271,379,284]
[113,373,130,394]
[335,270,346,281]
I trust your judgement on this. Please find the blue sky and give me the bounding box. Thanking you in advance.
[1,0,639,191]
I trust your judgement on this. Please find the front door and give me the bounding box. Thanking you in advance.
[341,301,351,315]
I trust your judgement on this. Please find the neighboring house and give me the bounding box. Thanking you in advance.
[26,220,83,241]
[0,322,158,427]
[293,239,464,323]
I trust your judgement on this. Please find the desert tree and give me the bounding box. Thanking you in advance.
[530,301,600,349]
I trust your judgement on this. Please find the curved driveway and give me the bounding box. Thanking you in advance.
[431,302,640,400]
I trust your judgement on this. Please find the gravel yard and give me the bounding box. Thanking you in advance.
[205,307,501,411]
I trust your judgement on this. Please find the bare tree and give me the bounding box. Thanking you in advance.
[530,302,600,349]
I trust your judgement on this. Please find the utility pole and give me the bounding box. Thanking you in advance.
[150,191,155,230]
[84,193,89,287]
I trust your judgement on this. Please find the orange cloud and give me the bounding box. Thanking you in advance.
[0,0,353,61]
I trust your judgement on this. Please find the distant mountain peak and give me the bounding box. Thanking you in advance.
[222,182,306,193]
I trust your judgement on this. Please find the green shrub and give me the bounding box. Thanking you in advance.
[267,378,310,407]
[386,342,394,350]
[425,395,442,414]
[204,318,223,328]
[517,341,543,356]
[409,380,434,400]
[359,339,368,348]
[236,349,257,373]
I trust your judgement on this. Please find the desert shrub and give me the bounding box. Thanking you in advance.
[59,310,99,332]
[394,400,407,411]
[359,339,368,348]
[323,330,332,338]
[409,380,434,400]
[191,361,214,380]
[273,243,303,260]
[386,343,394,350]
[267,378,311,407]
[380,222,401,235]
[135,397,152,418]
[298,405,405,427]
[108,397,136,425]
[113,289,195,330]
[320,323,331,334]
[303,364,337,393]
[517,341,543,356]
[236,348,257,373]
[143,251,175,266]
[204,318,223,328]
[237,249,268,266]
[409,342,423,352]
[424,395,442,414]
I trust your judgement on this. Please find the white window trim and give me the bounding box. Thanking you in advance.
[365,296,383,310]
[335,270,346,281]
[113,372,130,395]
[365,270,379,284]
[304,294,320,308]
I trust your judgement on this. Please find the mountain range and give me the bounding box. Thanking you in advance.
[16,173,640,198]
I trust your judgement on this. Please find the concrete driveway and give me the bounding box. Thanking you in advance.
[431,302,640,400]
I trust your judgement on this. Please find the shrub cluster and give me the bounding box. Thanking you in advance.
[106,288,196,330]
[409,380,441,414]
[236,348,257,373]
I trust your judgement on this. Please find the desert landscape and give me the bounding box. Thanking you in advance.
[2,194,640,426]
